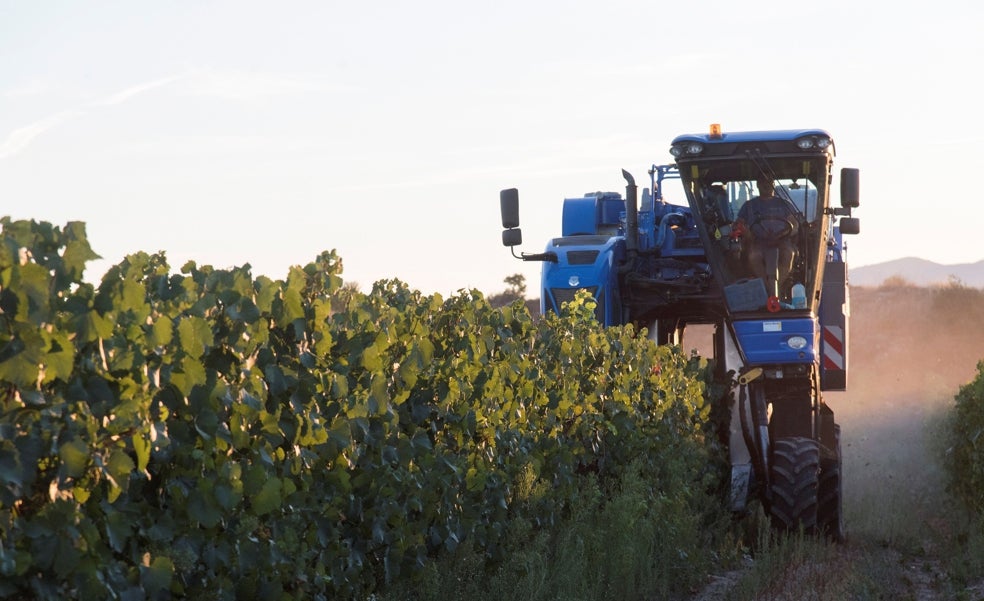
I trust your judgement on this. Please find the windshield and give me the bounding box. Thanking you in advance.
[704,178,820,226]
[682,159,832,313]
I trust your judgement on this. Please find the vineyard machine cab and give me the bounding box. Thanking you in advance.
[499,125,860,539]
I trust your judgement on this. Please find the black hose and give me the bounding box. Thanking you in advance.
[738,385,761,479]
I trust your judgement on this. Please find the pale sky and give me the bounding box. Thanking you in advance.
[2,1,981,296]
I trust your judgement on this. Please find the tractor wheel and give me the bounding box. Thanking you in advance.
[769,437,819,532]
[817,424,845,542]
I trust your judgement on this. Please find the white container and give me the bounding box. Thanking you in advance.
[791,283,807,309]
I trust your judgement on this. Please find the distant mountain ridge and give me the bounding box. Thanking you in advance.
[849,257,984,287]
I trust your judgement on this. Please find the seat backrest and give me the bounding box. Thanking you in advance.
[708,185,732,221]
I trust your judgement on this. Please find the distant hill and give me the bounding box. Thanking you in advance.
[850,257,984,288]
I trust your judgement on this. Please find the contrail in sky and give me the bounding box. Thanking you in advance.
[0,110,82,160]
[98,74,186,107]
[0,71,342,160]
[0,74,186,160]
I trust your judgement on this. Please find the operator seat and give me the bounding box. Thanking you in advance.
[741,196,800,299]
[708,184,732,222]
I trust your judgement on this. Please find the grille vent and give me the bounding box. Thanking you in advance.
[549,286,605,320]
[567,250,600,265]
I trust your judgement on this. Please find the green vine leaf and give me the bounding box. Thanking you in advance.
[251,477,282,516]
[58,439,89,479]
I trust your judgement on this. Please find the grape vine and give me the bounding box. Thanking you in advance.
[0,218,719,600]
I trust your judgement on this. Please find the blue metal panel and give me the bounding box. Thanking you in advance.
[733,318,818,364]
[599,196,623,227]
[562,197,599,236]
[671,129,831,145]
[541,236,623,325]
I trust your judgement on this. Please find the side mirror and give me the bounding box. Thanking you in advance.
[500,188,520,228]
[502,228,522,247]
[840,168,859,208]
[500,188,522,247]
[839,217,860,235]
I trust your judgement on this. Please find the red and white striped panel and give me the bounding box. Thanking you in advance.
[822,325,844,370]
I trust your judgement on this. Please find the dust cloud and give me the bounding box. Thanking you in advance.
[828,284,984,543]
[682,283,984,542]
[683,284,984,600]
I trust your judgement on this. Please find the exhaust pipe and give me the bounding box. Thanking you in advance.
[622,169,638,255]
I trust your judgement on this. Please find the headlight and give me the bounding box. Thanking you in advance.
[670,142,704,157]
[795,135,832,150]
[787,335,808,350]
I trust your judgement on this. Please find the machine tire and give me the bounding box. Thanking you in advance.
[769,437,819,532]
[817,424,845,542]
